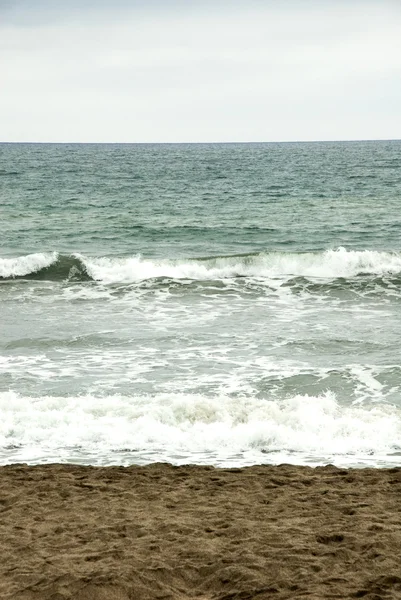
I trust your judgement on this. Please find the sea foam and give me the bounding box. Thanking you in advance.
[2,248,401,283]
[80,248,401,284]
[1,390,400,467]
[0,252,58,278]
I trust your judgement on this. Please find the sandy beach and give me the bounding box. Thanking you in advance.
[1,463,401,599]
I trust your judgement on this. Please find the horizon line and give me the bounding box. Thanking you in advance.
[1,138,400,145]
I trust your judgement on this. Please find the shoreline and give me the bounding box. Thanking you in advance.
[1,462,401,599]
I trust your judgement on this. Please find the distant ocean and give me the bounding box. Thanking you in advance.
[1,141,401,468]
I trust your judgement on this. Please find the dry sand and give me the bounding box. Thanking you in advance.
[1,463,401,600]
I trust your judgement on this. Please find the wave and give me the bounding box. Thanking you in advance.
[2,248,401,284]
[1,391,400,467]
[0,253,90,281]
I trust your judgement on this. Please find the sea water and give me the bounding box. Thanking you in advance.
[1,141,401,467]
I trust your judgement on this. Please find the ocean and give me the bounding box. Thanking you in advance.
[1,140,401,468]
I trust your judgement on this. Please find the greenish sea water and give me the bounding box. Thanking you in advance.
[1,141,401,467]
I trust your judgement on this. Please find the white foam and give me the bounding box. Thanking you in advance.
[261,247,401,279]
[78,254,244,284]
[3,248,400,283]
[77,248,401,285]
[0,252,58,278]
[1,390,400,466]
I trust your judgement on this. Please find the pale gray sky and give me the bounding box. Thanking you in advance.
[1,0,400,142]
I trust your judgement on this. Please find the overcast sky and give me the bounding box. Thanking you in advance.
[1,0,400,142]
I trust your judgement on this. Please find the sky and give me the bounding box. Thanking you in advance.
[1,0,401,143]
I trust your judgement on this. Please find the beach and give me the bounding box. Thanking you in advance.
[1,463,401,600]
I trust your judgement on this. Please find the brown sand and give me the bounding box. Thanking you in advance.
[1,463,401,600]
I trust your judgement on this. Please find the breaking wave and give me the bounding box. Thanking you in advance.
[2,248,401,284]
[0,253,90,281]
[1,390,400,467]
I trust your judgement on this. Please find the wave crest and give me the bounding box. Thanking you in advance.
[0,253,93,282]
[0,252,58,279]
[2,248,401,283]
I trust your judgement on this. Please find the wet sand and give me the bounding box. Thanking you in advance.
[1,463,401,600]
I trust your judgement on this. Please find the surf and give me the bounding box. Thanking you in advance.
[1,390,400,467]
[2,248,401,284]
